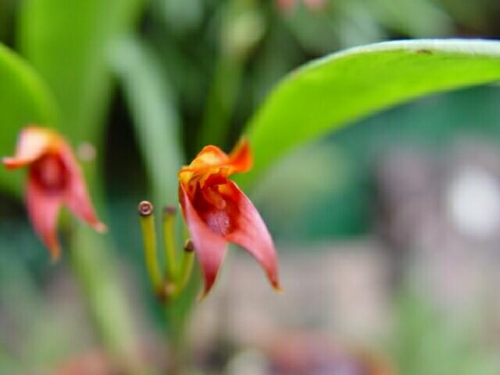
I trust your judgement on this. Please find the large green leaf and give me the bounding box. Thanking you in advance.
[0,43,58,195]
[18,0,144,144]
[241,39,500,186]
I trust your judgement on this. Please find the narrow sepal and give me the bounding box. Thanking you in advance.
[26,174,63,261]
[223,181,281,291]
[179,184,227,298]
[61,148,106,233]
[3,126,56,169]
[227,138,252,174]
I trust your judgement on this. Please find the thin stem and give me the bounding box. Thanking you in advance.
[177,239,195,292]
[166,239,195,302]
[162,206,179,281]
[138,201,163,294]
[163,242,198,375]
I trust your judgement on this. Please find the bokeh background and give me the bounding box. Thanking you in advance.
[2,0,500,374]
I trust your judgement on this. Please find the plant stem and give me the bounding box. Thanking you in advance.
[70,225,143,374]
[177,241,195,294]
[163,240,195,302]
[138,201,163,294]
[162,206,179,282]
[164,268,201,375]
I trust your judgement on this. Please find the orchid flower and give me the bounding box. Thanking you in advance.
[178,139,281,297]
[3,126,106,260]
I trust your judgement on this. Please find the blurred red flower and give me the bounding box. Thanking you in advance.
[3,126,106,260]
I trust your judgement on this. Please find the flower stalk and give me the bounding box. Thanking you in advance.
[138,201,163,297]
[162,206,179,282]
[164,239,195,302]
[138,201,194,303]
[179,239,195,291]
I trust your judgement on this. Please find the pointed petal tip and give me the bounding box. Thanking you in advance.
[269,276,283,293]
[2,157,21,170]
[197,286,213,302]
[198,269,221,301]
[273,283,284,293]
[49,246,62,263]
[228,138,253,174]
[197,267,221,301]
[93,222,108,233]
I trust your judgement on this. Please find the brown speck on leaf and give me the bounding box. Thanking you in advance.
[415,49,433,54]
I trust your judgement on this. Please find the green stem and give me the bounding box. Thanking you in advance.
[162,206,179,281]
[161,232,198,374]
[177,240,195,293]
[70,226,143,374]
[163,269,200,375]
[164,240,195,302]
[138,201,163,294]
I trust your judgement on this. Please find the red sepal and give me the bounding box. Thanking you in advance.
[26,173,63,260]
[179,184,227,298]
[223,181,281,291]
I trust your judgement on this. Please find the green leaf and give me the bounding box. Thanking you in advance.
[240,39,500,187]
[0,43,58,195]
[110,36,184,206]
[18,0,144,144]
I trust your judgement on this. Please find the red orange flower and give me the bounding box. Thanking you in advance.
[3,126,106,260]
[178,139,281,297]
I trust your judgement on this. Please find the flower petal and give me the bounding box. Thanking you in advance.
[179,139,252,178]
[227,138,252,175]
[61,149,107,233]
[187,145,230,169]
[222,181,281,291]
[179,184,227,298]
[26,172,63,260]
[3,126,59,169]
